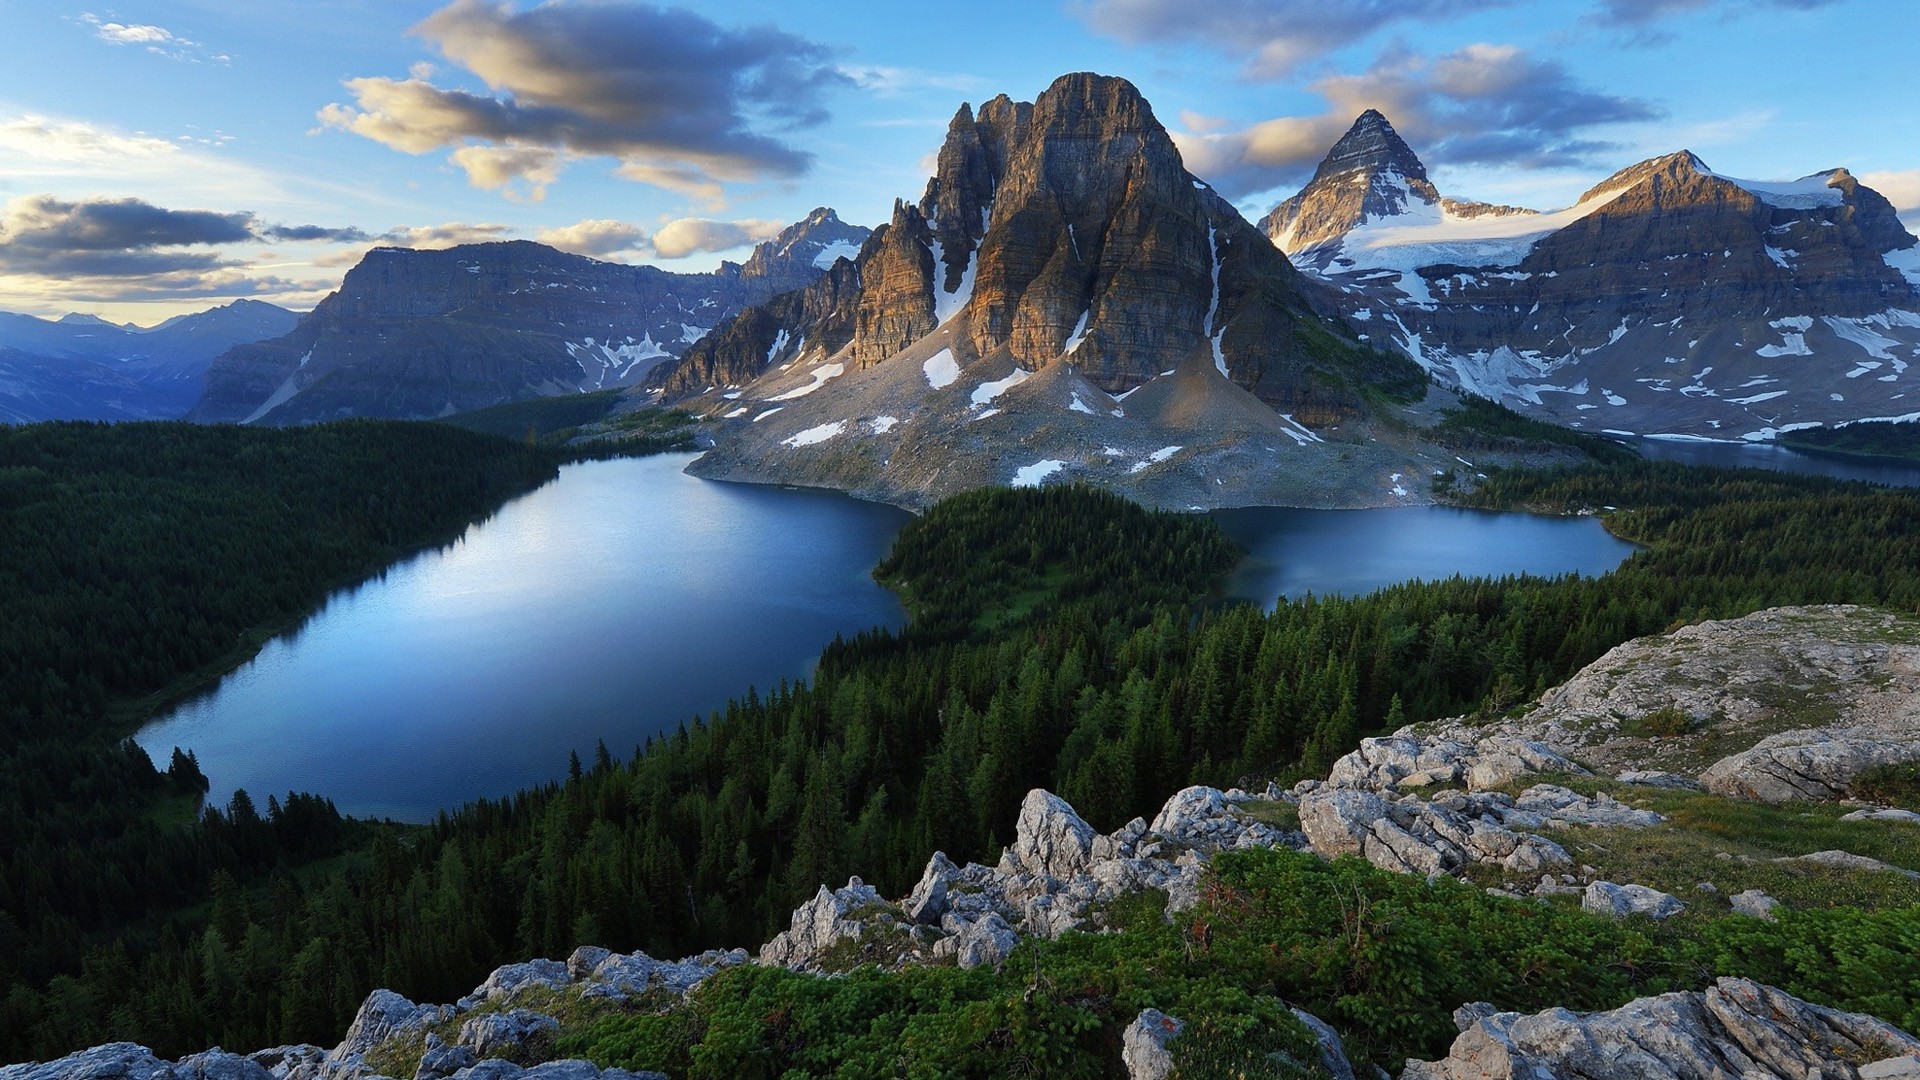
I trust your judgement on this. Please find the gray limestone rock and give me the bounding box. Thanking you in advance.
[172,1052,270,1080]
[1702,730,1920,802]
[462,961,568,1010]
[1290,1009,1357,1080]
[412,1036,474,1080]
[759,876,894,969]
[905,851,957,925]
[247,1048,326,1080]
[1401,977,1920,1079]
[1779,849,1920,880]
[1862,1057,1920,1079]
[1615,770,1704,790]
[1730,889,1781,921]
[1009,789,1098,879]
[1121,1009,1185,1080]
[0,1044,180,1080]
[1582,881,1686,919]
[327,991,452,1080]
[455,1011,558,1060]
[1843,807,1920,825]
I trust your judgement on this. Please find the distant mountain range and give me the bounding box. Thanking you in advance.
[1263,110,1920,442]
[640,72,1503,510]
[187,210,869,424]
[0,300,299,423]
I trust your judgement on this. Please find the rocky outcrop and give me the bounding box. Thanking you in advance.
[191,209,867,424]
[1296,784,1584,878]
[758,783,1306,973]
[1264,112,1920,442]
[1416,606,1920,794]
[1702,730,1920,802]
[1327,733,1587,793]
[1401,977,1920,1079]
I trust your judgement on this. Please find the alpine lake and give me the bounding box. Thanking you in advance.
[138,443,1919,821]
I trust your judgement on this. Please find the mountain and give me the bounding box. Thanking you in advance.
[0,299,300,423]
[642,73,1496,511]
[186,210,868,425]
[1264,113,1920,442]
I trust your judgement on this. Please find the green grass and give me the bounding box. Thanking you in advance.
[1432,393,1638,464]
[1467,776,1920,913]
[1853,763,1920,811]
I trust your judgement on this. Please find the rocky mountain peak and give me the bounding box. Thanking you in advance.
[738,206,872,292]
[1314,108,1430,186]
[1260,110,1441,258]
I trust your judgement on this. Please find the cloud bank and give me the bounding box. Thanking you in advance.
[320,0,850,204]
[1175,43,1661,199]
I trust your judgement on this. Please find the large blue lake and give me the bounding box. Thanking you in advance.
[137,454,911,821]
[150,438,1915,822]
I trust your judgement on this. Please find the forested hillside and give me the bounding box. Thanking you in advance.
[0,421,568,1058]
[9,453,1920,1060]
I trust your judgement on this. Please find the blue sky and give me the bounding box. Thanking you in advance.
[0,0,1914,322]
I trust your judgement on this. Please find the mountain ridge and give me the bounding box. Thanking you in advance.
[641,72,1546,512]
[186,211,869,425]
[1262,112,1920,442]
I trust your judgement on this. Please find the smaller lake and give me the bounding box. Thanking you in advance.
[1212,505,1639,606]
[1630,438,1920,488]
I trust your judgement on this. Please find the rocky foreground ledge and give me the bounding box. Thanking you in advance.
[11,606,1920,1079]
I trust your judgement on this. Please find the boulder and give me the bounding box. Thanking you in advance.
[935,911,1019,969]
[1702,730,1920,802]
[1582,881,1685,919]
[905,852,957,925]
[1121,1009,1184,1080]
[1842,807,1920,825]
[247,1048,326,1080]
[455,1011,558,1059]
[1401,977,1920,1079]
[1289,1009,1356,1080]
[1729,889,1781,921]
[1778,849,1920,880]
[1009,789,1098,879]
[173,1052,271,1080]
[1503,785,1665,829]
[1862,1058,1920,1079]
[414,1034,475,1080]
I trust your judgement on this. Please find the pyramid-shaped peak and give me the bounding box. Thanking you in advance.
[1312,110,1429,185]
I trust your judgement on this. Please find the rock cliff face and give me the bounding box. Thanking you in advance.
[646,72,1475,512]
[1265,113,1920,442]
[189,211,866,424]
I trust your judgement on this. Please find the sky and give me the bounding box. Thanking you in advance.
[0,0,1915,324]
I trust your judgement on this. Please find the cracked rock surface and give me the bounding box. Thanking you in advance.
[1401,977,1920,1079]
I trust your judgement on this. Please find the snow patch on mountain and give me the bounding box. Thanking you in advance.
[1010,459,1066,487]
[769,362,845,401]
[782,421,845,447]
[923,349,960,389]
[970,366,1030,406]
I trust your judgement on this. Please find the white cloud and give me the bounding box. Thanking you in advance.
[651,217,783,259]
[79,12,228,64]
[535,219,651,261]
